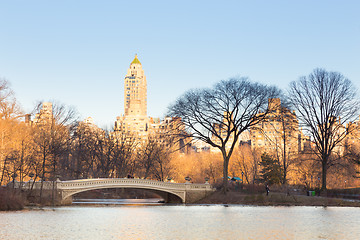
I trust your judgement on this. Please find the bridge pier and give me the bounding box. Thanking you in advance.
[185,186,213,203]
[60,195,73,205]
[158,191,183,203]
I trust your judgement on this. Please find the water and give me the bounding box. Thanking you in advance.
[1,203,359,240]
[73,198,164,205]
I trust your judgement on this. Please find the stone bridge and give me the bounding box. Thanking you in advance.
[28,178,215,204]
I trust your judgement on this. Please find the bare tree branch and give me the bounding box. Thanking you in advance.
[288,68,360,190]
[168,77,281,192]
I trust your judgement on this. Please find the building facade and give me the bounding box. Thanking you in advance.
[114,55,150,140]
[346,116,360,149]
[33,102,53,125]
[114,55,188,150]
[250,98,310,155]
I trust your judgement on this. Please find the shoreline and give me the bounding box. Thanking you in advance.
[195,190,360,207]
[2,190,360,211]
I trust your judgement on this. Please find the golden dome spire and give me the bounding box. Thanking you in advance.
[131,54,141,65]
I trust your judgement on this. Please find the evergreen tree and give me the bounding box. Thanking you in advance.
[260,153,282,184]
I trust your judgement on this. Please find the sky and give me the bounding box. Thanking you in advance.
[1,1,359,128]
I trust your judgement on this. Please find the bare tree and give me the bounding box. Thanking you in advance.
[150,145,172,182]
[0,119,16,185]
[31,101,78,203]
[0,78,23,185]
[137,138,160,179]
[232,144,260,184]
[6,124,34,190]
[135,136,173,181]
[110,130,137,178]
[71,123,137,179]
[288,68,360,190]
[257,99,300,184]
[71,121,104,178]
[346,146,360,179]
[0,78,16,115]
[168,78,280,192]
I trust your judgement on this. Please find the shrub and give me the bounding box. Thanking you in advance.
[0,188,24,211]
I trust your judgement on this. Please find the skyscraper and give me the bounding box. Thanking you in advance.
[115,55,149,139]
[114,55,189,150]
[124,54,147,116]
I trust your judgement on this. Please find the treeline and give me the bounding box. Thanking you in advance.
[0,79,175,187]
[0,112,175,187]
[168,68,360,191]
[1,67,360,193]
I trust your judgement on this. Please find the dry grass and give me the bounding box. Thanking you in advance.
[196,190,360,207]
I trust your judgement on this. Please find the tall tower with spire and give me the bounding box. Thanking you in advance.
[115,55,150,139]
[114,55,189,151]
[124,54,147,116]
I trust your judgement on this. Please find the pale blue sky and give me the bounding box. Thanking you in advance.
[1,1,359,128]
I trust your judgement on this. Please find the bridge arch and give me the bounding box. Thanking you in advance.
[57,178,187,204]
[24,178,214,204]
[62,185,184,203]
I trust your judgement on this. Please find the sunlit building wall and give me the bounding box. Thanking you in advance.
[33,102,53,125]
[210,112,250,152]
[114,55,188,148]
[250,98,309,156]
[114,55,150,141]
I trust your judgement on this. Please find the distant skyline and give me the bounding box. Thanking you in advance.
[1,1,359,128]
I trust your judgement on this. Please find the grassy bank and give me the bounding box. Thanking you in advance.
[196,190,360,207]
[0,188,25,211]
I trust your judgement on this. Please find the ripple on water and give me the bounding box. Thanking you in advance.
[0,205,359,240]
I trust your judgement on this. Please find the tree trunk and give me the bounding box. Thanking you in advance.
[222,152,229,194]
[0,157,7,186]
[321,160,327,191]
[282,136,287,185]
[40,147,46,204]
[52,157,57,206]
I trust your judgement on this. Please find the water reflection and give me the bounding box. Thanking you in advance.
[0,205,359,240]
[73,198,164,205]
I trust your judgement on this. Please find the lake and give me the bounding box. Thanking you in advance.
[1,201,359,239]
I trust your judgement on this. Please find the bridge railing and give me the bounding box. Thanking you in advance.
[56,178,213,191]
[14,178,214,191]
[11,180,56,190]
[187,183,213,190]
